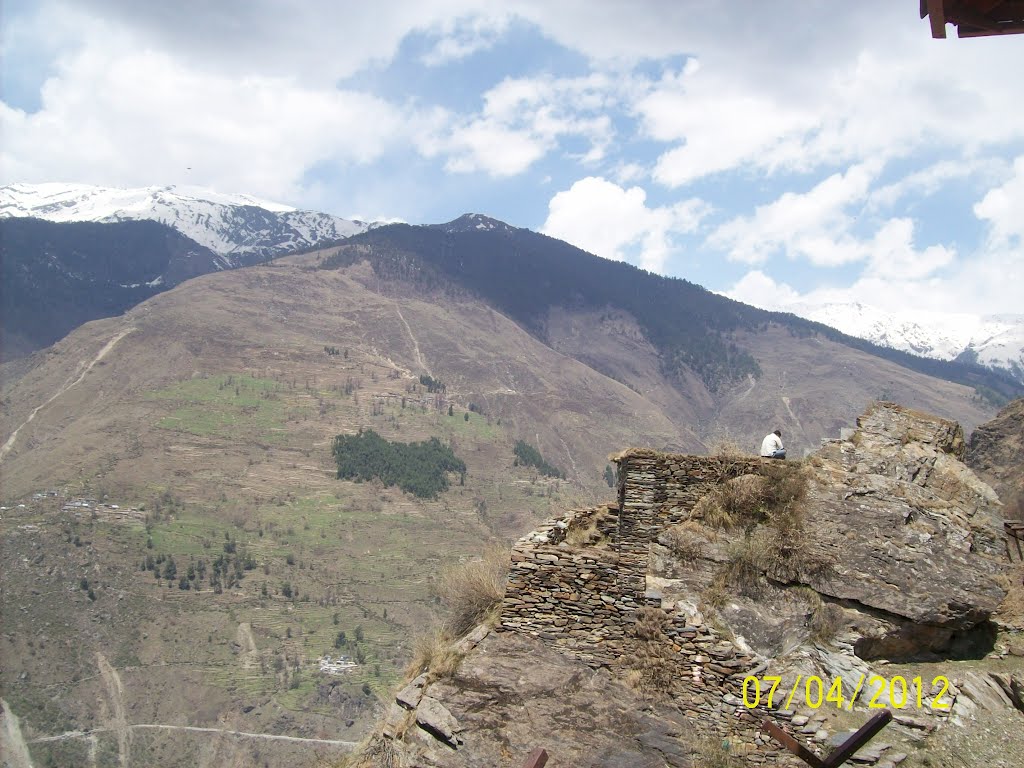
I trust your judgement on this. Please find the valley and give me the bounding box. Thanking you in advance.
[0,243,1007,767]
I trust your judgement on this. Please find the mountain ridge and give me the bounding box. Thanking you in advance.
[0,217,226,359]
[323,221,1023,404]
[0,182,378,263]
[785,300,1024,385]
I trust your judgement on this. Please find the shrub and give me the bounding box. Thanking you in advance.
[436,546,508,637]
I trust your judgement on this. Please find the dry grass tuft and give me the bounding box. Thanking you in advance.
[436,545,509,638]
[345,735,401,768]
[404,624,461,680]
[721,535,769,597]
[692,735,744,768]
[565,507,613,547]
[693,464,808,533]
[402,545,509,683]
[692,474,765,530]
[663,520,713,563]
[809,603,846,643]
[625,606,677,696]
[789,586,845,643]
[708,436,748,458]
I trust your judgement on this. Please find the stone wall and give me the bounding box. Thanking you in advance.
[500,451,776,662]
[497,451,800,764]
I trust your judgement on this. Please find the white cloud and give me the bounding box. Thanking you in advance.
[633,32,1024,189]
[866,219,954,281]
[722,270,802,310]
[726,236,1019,317]
[974,155,1024,247]
[3,0,1023,324]
[541,176,709,272]
[708,164,878,266]
[640,66,816,187]
[869,158,1000,211]
[0,41,407,200]
[422,73,619,177]
[420,13,513,66]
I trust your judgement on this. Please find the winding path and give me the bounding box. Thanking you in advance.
[29,724,357,749]
[1,699,34,768]
[394,304,430,376]
[0,327,135,463]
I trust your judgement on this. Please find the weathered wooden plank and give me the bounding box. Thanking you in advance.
[927,0,948,37]
[521,747,549,768]
[760,720,824,768]
[820,710,893,768]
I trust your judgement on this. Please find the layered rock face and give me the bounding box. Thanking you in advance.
[968,397,1024,521]
[367,403,1017,767]
[799,403,1008,659]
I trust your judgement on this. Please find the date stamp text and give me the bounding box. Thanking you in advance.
[741,674,953,711]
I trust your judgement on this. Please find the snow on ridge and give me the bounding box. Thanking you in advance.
[0,182,374,257]
[780,300,1024,382]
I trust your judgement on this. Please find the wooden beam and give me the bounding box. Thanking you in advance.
[820,710,893,768]
[957,22,1024,34]
[952,6,1004,30]
[521,747,549,768]
[761,720,824,768]
[969,0,1004,13]
[927,0,949,37]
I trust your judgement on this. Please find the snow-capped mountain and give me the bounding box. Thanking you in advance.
[0,182,377,263]
[788,301,1024,384]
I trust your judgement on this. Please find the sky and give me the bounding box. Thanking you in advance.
[2,1,1023,316]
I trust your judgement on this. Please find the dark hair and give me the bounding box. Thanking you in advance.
[773,429,782,437]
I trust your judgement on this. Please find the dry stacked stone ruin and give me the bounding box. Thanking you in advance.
[500,452,774,664]
[498,402,1014,762]
[500,452,801,760]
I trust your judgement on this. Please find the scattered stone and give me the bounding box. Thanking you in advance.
[396,673,427,710]
[415,696,463,748]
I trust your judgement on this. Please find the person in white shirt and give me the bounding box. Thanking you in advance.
[760,429,785,459]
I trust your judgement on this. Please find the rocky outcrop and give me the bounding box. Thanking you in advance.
[796,403,1008,658]
[366,402,1018,767]
[372,628,794,768]
[968,397,1024,520]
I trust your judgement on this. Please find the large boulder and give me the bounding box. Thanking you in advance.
[791,403,1008,658]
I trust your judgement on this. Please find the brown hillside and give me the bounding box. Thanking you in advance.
[0,249,1001,767]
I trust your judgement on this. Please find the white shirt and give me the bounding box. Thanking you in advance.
[760,433,783,456]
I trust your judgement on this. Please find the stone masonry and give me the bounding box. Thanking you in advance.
[499,452,802,763]
[500,450,774,665]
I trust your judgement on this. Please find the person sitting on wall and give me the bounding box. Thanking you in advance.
[760,429,786,459]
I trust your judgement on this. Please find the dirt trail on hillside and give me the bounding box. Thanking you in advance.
[781,395,806,441]
[97,652,131,768]
[0,327,135,463]
[30,724,357,749]
[236,623,259,669]
[1,699,35,768]
[394,304,430,376]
